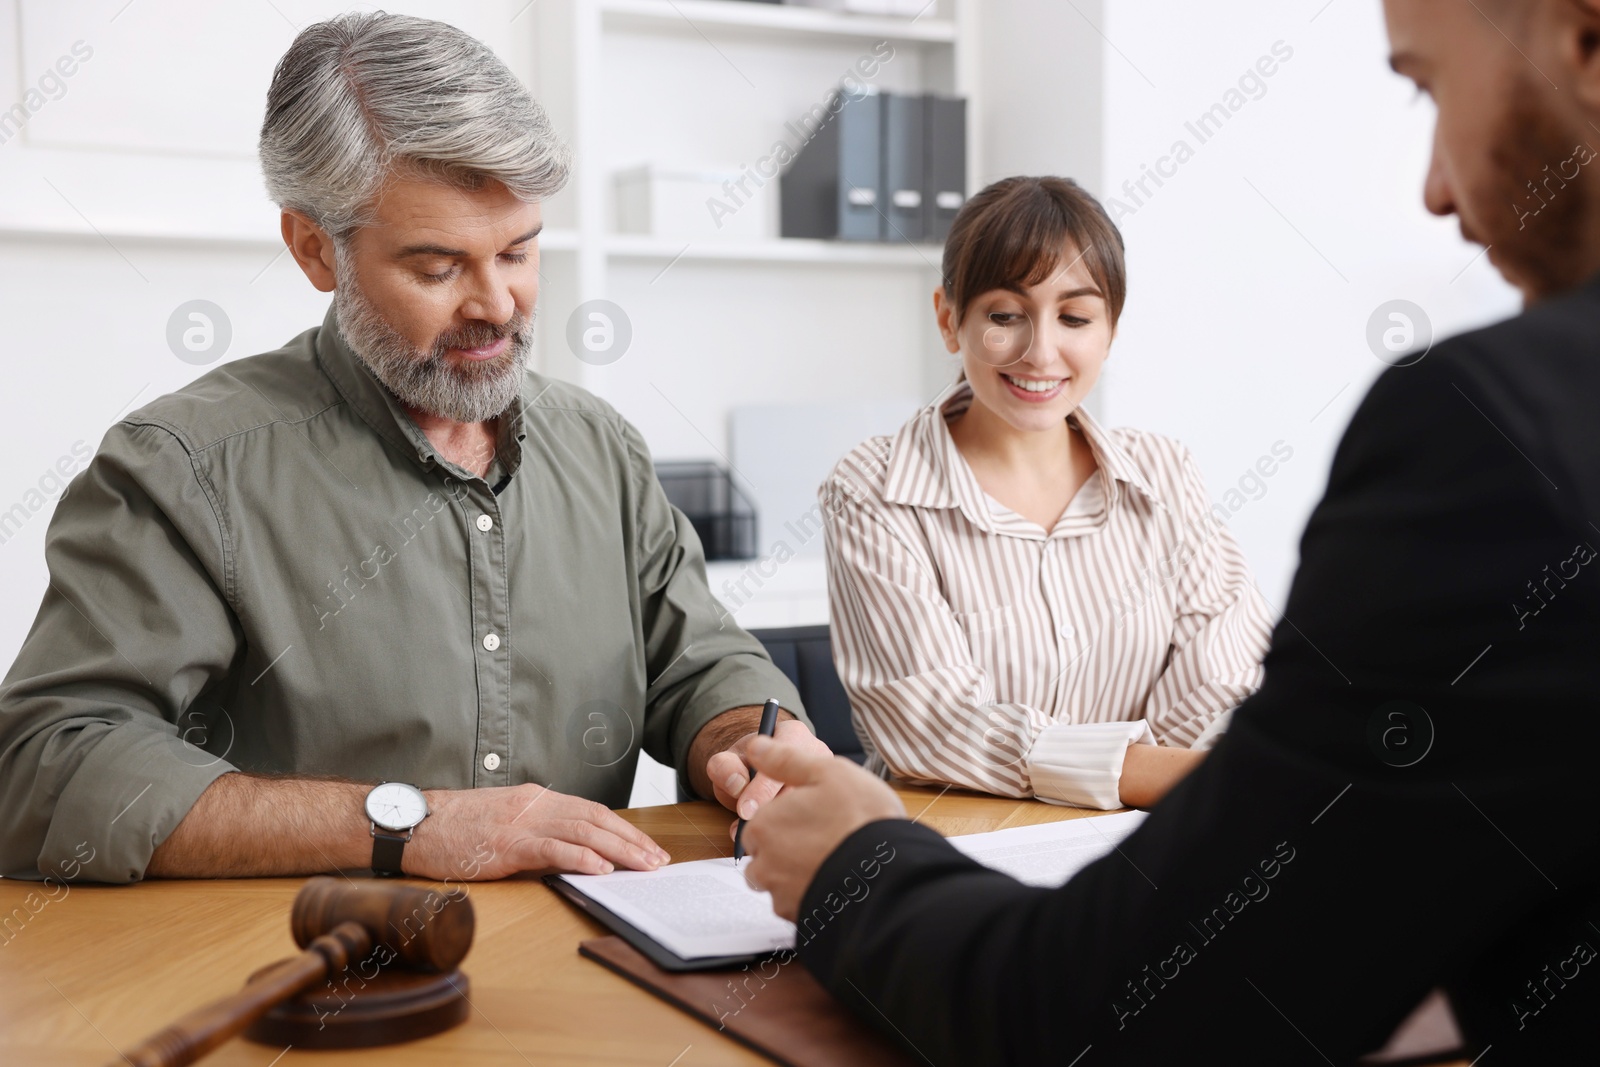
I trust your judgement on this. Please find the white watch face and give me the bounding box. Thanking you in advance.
[366,782,428,832]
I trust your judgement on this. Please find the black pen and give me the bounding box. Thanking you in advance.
[732,697,781,864]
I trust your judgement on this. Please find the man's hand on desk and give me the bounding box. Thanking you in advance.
[690,706,833,820]
[408,784,671,879]
[147,773,671,880]
[738,736,906,921]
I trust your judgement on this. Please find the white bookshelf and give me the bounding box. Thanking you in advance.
[529,0,978,417]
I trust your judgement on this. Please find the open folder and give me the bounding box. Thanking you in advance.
[548,809,1149,972]
[545,856,795,971]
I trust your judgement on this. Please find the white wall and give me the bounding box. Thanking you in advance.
[1099,0,1519,606]
[976,0,1102,189]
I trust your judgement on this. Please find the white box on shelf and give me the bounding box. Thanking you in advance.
[614,164,772,243]
[782,0,931,15]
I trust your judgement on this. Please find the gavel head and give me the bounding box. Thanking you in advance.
[291,877,474,973]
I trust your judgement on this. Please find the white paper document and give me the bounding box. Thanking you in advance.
[949,809,1148,887]
[560,856,798,960]
[558,810,1148,959]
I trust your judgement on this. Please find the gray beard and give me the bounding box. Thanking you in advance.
[332,251,532,424]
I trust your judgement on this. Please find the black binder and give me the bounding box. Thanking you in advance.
[923,93,967,241]
[881,92,925,242]
[779,88,884,241]
[779,88,967,244]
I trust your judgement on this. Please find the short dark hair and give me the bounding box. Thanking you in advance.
[940,176,1127,328]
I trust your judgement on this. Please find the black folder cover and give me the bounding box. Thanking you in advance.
[923,93,967,241]
[779,88,883,241]
[882,92,925,242]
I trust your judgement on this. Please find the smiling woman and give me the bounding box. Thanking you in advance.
[821,176,1275,813]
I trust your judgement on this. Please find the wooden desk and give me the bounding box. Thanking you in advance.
[0,788,1467,1066]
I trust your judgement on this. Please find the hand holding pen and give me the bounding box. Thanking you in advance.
[733,698,782,864]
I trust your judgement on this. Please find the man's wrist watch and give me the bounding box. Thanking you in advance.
[365,781,429,877]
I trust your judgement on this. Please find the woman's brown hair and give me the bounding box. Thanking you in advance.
[940,176,1127,328]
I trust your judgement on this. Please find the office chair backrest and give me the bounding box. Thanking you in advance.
[749,624,865,764]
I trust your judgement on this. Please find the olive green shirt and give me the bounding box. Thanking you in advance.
[0,303,804,883]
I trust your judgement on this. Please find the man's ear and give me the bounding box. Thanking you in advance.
[280,210,338,293]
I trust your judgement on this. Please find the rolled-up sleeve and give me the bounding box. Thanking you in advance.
[0,421,242,883]
[623,422,806,798]
[1140,449,1274,747]
[1026,719,1155,809]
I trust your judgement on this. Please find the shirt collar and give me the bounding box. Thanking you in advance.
[882,377,1167,532]
[313,301,528,479]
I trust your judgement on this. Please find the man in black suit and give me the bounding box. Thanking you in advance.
[739,1,1600,1061]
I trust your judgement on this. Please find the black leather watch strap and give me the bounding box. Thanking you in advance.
[371,830,409,877]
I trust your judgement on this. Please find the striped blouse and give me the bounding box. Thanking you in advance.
[820,380,1274,809]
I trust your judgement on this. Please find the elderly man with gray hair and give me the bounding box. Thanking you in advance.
[0,12,825,885]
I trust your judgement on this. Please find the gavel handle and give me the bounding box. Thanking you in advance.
[112,920,373,1067]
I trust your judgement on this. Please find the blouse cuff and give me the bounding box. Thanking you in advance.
[1026,719,1156,810]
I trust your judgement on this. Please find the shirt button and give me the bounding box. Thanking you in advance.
[1059,623,1075,639]
[476,514,494,532]
[482,752,501,771]
[483,633,501,651]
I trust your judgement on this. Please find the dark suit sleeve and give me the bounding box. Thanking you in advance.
[797,341,1600,1065]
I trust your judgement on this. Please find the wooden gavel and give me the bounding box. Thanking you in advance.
[113,877,475,1067]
